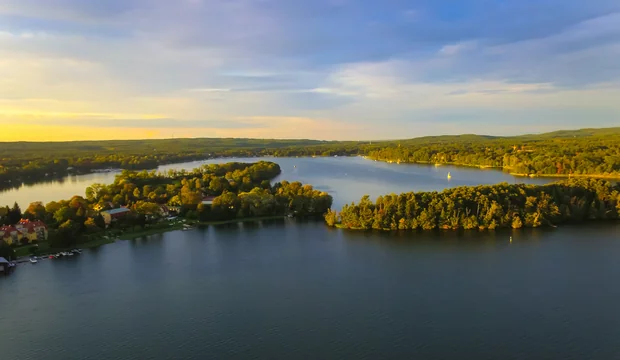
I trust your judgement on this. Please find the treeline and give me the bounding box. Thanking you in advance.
[326,178,620,231]
[365,128,620,177]
[1,161,332,248]
[0,138,355,187]
[3,127,620,188]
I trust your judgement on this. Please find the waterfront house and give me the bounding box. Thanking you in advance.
[0,220,48,245]
[0,225,19,245]
[158,204,170,217]
[100,207,132,226]
[202,196,217,205]
[166,206,181,215]
[0,257,13,275]
[16,219,48,242]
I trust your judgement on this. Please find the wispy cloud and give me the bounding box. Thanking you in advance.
[0,0,619,140]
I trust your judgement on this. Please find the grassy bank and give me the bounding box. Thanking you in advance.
[118,222,186,240]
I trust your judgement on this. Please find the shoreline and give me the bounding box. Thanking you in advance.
[14,215,289,260]
[365,158,620,180]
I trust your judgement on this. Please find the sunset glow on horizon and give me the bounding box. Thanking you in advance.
[1,0,619,141]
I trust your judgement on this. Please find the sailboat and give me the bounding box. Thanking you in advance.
[447,172,452,180]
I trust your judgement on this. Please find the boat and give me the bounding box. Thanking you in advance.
[30,258,38,264]
[447,172,452,179]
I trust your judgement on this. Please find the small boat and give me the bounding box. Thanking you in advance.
[30,258,38,264]
[447,172,452,179]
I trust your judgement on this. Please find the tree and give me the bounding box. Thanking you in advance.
[54,207,74,224]
[24,202,46,220]
[7,202,22,224]
[84,217,101,233]
[0,241,16,260]
[324,209,338,227]
[94,214,106,229]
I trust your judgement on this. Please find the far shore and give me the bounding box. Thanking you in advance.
[365,157,620,180]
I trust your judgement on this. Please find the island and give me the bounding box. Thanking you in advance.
[326,178,620,231]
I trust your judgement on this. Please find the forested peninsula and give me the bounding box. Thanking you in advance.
[2,127,620,189]
[0,161,332,257]
[325,179,620,231]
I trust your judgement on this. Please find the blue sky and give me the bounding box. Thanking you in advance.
[0,0,619,140]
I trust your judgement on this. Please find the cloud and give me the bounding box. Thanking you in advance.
[0,0,619,141]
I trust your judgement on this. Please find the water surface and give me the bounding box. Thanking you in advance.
[1,221,619,359]
[2,157,618,360]
[1,156,551,209]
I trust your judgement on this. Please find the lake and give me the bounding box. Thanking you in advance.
[1,156,551,209]
[2,157,620,359]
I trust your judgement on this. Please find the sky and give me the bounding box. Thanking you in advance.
[0,0,619,141]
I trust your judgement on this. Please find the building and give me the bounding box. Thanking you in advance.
[100,208,132,226]
[0,256,14,275]
[158,204,170,217]
[0,220,47,246]
[16,219,48,242]
[0,226,19,246]
[202,196,217,205]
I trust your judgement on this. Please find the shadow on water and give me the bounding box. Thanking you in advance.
[339,226,560,251]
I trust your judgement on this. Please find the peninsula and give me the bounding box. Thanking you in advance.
[326,178,620,231]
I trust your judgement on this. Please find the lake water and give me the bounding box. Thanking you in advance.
[2,157,620,360]
[1,156,551,209]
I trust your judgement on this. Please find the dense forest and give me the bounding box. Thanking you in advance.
[1,127,620,188]
[0,138,358,187]
[1,161,332,248]
[364,128,620,177]
[326,178,620,231]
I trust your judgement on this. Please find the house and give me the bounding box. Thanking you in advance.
[158,204,170,217]
[16,219,48,242]
[0,220,48,245]
[167,206,181,214]
[0,226,19,246]
[202,196,217,205]
[100,207,132,226]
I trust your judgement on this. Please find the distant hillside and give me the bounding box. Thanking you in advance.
[364,127,620,178]
[511,127,620,141]
[1,126,619,186]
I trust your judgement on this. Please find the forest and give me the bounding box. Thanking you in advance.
[325,178,620,231]
[1,161,332,249]
[0,138,358,187]
[1,127,620,188]
[364,127,620,177]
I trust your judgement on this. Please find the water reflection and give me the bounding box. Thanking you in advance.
[3,156,555,210]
